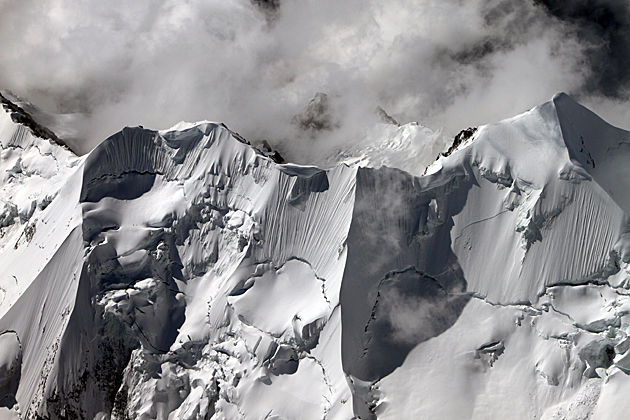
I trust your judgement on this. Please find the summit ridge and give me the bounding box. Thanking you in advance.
[1,93,630,419]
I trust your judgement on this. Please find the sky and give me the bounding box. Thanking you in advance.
[1,0,629,160]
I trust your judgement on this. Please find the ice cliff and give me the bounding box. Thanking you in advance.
[1,92,630,419]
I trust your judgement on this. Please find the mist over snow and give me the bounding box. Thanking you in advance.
[1,0,630,163]
[5,5,630,413]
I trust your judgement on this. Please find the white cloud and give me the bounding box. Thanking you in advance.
[0,0,624,160]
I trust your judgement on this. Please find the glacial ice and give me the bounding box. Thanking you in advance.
[1,92,630,419]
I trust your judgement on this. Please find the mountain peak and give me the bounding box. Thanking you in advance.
[0,91,75,154]
[3,93,630,419]
[552,91,630,214]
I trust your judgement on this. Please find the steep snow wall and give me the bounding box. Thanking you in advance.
[373,95,630,419]
[2,93,630,419]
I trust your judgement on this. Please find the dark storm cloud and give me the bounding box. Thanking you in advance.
[535,0,630,98]
[251,0,281,13]
[450,1,541,65]
[250,0,281,22]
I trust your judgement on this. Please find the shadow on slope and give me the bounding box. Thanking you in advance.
[553,92,630,216]
[339,166,475,416]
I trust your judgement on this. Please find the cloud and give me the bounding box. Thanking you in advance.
[0,0,628,161]
[535,0,630,98]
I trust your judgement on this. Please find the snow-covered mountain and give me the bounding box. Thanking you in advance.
[1,91,630,419]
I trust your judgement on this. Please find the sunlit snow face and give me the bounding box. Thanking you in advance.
[0,0,629,160]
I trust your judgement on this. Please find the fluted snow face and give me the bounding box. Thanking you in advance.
[2,93,630,420]
[374,95,630,420]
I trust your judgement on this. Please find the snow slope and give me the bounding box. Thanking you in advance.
[1,92,630,419]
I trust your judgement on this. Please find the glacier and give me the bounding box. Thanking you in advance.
[1,91,630,419]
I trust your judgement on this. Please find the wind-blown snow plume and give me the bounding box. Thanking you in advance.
[0,0,628,159]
